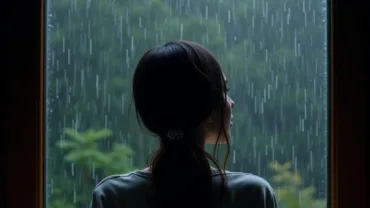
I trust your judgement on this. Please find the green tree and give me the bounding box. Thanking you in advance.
[50,128,136,208]
[269,162,326,208]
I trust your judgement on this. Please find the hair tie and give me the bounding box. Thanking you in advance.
[166,128,184,141]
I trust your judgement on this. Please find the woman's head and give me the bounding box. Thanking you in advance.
[132,40,234,208]
[133,40,234,146]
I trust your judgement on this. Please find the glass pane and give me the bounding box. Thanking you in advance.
[45,0,328,207]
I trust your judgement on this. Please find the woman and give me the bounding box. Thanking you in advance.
[90,40,278,208]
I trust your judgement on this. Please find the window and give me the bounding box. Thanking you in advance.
[45,0,328,207]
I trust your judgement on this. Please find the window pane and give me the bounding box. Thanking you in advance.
[45,0,328,207]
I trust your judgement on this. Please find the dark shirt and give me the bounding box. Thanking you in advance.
[90,169,279,208]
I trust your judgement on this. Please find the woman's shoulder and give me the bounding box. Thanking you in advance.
[94,170,273,191]
[221,171,278,207]
[90,171,146,208]
[91,170,278,208]
[92,170,145,194]
[223,171,273,190]
[93,170,274,193]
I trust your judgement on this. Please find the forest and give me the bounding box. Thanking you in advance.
[46,0,328,207]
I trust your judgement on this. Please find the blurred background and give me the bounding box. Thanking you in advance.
[45,0,328,207]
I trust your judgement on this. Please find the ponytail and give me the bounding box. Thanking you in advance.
[147,129,226,208]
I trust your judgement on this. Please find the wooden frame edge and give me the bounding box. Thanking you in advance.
[39,0,46,207]
[329,0,336,207]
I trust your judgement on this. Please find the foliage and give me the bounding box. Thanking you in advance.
[49,128,136,208]
[269,162,327,208]
[50,134,327,208]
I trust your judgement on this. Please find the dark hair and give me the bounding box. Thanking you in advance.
[132,40,230,208]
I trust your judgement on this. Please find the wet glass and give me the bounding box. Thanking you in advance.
[45,0,328,207]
